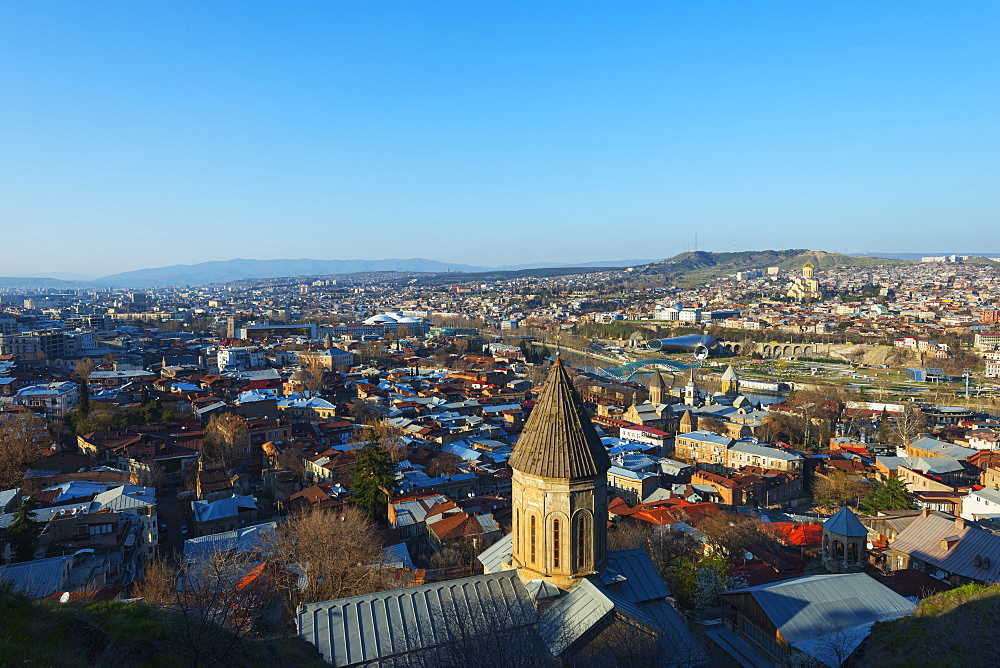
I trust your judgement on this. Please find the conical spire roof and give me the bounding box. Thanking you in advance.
[509,356,611,479]
[721,365,738,381]
[824,506,867,537]
[649,371,666,390]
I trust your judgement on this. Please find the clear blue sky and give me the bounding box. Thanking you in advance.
[2,2,998,276]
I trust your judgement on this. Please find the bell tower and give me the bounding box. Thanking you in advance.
[822,506,868,573]
[684,370,699,406]
[509,356,611,589]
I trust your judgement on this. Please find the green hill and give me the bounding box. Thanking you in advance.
[858,583,1000,667]
[965,256,1000,267]
[632,249,907,285]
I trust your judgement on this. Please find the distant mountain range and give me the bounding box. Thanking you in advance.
[0,257,659,289]
[9,249,990,290]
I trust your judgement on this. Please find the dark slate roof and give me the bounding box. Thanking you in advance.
[823,506,869,537]
[508,357,611,479]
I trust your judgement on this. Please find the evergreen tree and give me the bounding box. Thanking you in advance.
[350,437,397,526]
[8,496,42,563]
[140,386,150,406]
[78,380,90,416]
[862,476,917,514]
[878,409,890,444]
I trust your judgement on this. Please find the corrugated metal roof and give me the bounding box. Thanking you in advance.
[538,578,614,657]
[889,513,1000,582]
[182,521,278,562]
[508,357,611,479]
[606,548,672,602]
[0,555,73,599]
[476,532,513,573]
[723,573,915,647]
[729,441,802,462]
[192,494,258,522]
[297,571,532,667]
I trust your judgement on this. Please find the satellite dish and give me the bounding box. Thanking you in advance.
[744,552,754,560]
[59,592,71,604]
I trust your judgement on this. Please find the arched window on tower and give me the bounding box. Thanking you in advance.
[576,512,590,571]
[530,515,537,564]
[514,509,520,558]
[553,518,561,569]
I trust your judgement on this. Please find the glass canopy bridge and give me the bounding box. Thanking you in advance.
[598,357,702,382]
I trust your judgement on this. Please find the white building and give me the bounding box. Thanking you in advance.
[961,487,1000,523]
[217,346,266,372]
[7,381,79,418]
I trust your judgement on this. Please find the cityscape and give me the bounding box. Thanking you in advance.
[3,3,1000,668]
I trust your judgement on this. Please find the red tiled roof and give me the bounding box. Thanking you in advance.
[764,522,824,548]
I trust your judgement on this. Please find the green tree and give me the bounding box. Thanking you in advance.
[675,552,746,609]
[78,379,90,416]
[7,496,42,563]
[862,477,917,514]
[350,437,397,526]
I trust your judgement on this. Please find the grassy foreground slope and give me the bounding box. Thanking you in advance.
[858,583,1000,667]
[0,587,325,668]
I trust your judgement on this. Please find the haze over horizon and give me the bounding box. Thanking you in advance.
[2,2,998,275]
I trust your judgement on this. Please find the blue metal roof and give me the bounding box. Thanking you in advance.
[724,573,915,649]
[606,548,672,602]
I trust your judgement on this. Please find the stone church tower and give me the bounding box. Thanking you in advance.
[509,356,611,589]
[648,370,667,405]
[720,365,739,396]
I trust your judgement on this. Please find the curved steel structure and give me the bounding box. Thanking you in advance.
[599,357,701,382]
[646,334,724,359]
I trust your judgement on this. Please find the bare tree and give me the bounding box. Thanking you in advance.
[697,416,731,437]
[883,406,930,448]
[812,472,869,510]
[134,550,280,667]
[608,521,699,592]
[201,413,250,470]
[274,506,388,604]
[297,354,327,396]
[0,412,49,488]
[74,357,96,380]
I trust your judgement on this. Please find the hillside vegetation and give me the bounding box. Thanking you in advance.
[632,249,908,286]
[859,583,1000,667]
[0,587,325,668]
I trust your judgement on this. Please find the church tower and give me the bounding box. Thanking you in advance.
[648,370,667,405]
[509,356,611,589]
[684,370,699,407]
[720,365,739,396]
[802,260,815,280]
